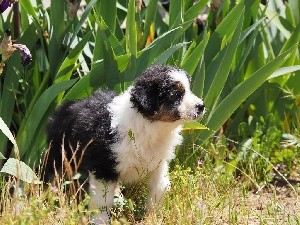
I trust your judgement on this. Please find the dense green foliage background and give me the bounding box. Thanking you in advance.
[0,0,299,185]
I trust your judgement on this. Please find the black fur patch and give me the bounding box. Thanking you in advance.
[45,91,119,181]
[130,65,188,122]
[45,65,192,182]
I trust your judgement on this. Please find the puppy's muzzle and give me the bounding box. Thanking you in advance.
[195,103,205,117]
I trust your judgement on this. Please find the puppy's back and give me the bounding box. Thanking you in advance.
[44,90,119,182]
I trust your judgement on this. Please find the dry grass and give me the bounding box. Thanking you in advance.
[0,165,299,224]
[143,166,300,225]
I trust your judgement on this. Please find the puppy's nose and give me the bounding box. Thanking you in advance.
[196,103,205,115]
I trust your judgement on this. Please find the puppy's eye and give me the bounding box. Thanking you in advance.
[168,91,181,102]
[163,82,184,104]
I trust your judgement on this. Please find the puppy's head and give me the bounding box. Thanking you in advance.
[130,65,205,122]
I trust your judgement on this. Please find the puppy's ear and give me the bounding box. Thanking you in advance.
[130,82,160,117]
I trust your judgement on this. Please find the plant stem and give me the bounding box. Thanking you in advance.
[13,2,20,39]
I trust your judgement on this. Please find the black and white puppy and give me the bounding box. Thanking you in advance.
[45,65,205,224]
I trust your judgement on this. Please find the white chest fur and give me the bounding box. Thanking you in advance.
[108,89,183,183]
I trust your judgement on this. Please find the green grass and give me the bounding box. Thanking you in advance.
[0,144,299,225]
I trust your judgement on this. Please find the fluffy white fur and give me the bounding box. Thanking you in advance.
[89,69,204,224]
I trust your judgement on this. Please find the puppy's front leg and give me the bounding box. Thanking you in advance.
[89,174,118,224]
[147,162,170,210]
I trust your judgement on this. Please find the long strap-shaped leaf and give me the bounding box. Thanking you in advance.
[198,45,298,144]
[204,9,244,111]
[204,2,245,64]
[126,0,137,57]
[181,30,209,75]
[141,0,158,46]
[55,31,92,84]
[136,21,192,76]
[16,79,78,161]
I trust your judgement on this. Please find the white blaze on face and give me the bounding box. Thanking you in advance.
[169,70,205,120]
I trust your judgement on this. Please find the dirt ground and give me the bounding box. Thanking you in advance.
[245,187,299,224]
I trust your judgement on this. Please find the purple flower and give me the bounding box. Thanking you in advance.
[0,1,11,13]
[50,185,59,193]
[198,159,204,166]
[0,0,18,13]
[0,29,32,69]
[14,44,32,66]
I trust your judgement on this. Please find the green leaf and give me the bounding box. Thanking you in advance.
[231,26,260,83]
[94,13,125,56]
[141,0,158,46]
[89,59,106,87]
[279,23,300,66]
[0,152,5,160]
[204,9,244,110]
[20,0,39,23]
[49,0,66,75]
[289,0,299,25]
[126,0,137,56]
[169,0,205,30]
[192,58,205,98]
[260,3,293,39]
[0,24,38,156]
[0,117,19,156]
[285,3,296,27]
[17,79,78,160]
[239,17,265,43]
[55,31,92,83]
[68,0,97,49]
[0,119,38,184]
[181,31,209,75]
[268,66,300,80]
[98,0,117,32]
[204,2,244,64]
[95,23,122,90]
[136,22,191,75]
[152,43,185,66]
[198,45,297,143]
[0,158,40,184]
[169,0,183,28]
[63,74,93,101]
[183,121,209,131]
[183,0,209,21]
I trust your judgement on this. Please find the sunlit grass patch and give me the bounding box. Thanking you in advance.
[0,160,299,224]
